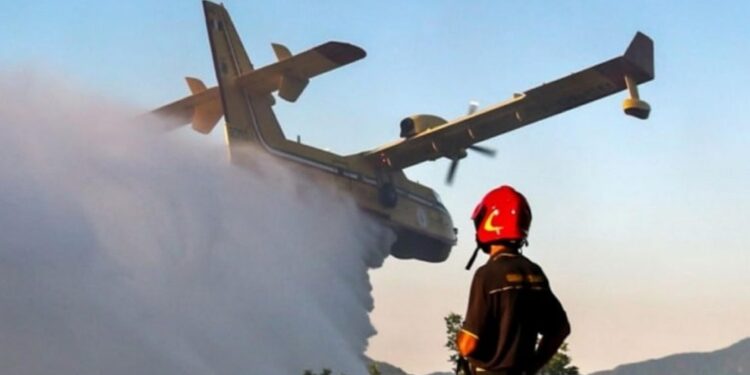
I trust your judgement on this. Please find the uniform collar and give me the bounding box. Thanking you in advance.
[489,252,520,262]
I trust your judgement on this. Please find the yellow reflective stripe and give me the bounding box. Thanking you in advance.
[505,273,546,284]
[527,274,546,283]
[460,329,479,339]
[505,273,524,283]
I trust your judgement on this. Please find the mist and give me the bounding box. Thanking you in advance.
[0,68,394,375]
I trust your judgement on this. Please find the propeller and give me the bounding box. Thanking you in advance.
[444,101,497,185]
[446,157,461,185]
[468,144,496,157]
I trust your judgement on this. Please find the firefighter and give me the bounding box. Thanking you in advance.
[456,185,570,375]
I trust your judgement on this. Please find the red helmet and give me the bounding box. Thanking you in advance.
[471,185,532,246]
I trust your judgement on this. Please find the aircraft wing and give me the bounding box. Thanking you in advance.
[364,32,654,170]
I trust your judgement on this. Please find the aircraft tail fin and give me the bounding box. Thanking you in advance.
[186,77,208,94]
[203,0,286,146]
[150,2,364,143]
[148,77,223,133]
[272,43,293,60]
[185,77,224,133]
[149,79,222,132]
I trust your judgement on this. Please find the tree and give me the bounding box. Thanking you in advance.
[539,343,579,375]
[367,363,382,375]
[444,312,579,375]
[444,312,463,372]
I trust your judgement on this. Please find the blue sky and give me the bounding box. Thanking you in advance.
[3,1,750,373]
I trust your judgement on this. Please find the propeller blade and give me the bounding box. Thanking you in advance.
[468,145,497,157]
[446,159,460,185]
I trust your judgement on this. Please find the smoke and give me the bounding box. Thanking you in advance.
[0,68,393,375]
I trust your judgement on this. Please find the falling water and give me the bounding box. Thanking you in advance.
[0,69,393,375]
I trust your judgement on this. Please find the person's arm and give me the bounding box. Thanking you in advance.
[456,329,478,357]
[458,269,487,358]
[526,288,571,375]
[526,319,570,374]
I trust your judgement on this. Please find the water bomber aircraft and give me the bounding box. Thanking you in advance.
[151,1,655,263]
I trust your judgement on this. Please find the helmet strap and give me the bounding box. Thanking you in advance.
[465,246,481,270]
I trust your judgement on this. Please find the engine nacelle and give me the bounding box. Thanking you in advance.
[400,114,448,138]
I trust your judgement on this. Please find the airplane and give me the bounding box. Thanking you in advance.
[150,1,654,263]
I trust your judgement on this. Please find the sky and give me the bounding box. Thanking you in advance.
[2,1,750,374]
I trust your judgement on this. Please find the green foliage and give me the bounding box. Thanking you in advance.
[367,363,382,375]
[444,312,579,375]
[444,312,463,372]
[539,343,579,375]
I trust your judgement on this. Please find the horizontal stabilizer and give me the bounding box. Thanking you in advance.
[235,41,366,102]
[149,40,365,130]
[149,78,222,131]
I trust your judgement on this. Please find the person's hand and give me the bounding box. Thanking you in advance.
[522,360,542,375]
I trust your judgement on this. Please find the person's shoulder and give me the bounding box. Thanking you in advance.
[518,253,546,273]
[474,262,491,277]
[474,261,502,283]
